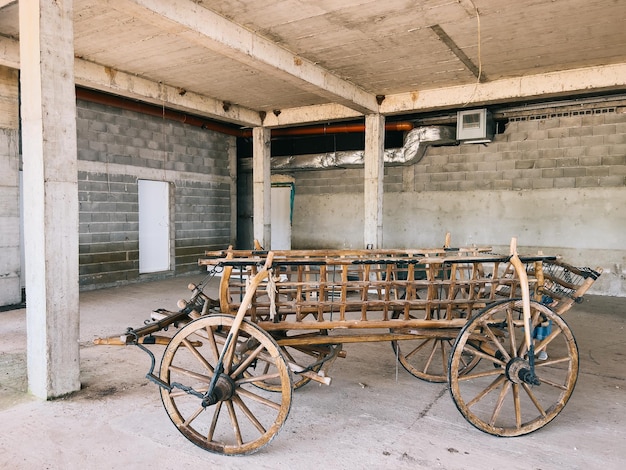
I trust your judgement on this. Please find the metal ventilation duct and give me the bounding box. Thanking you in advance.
[240,126,456,171]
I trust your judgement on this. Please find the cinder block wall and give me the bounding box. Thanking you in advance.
[287,107,626,296]
[393,114,625,192]
[0,66,21,306]
[77,100,234,289]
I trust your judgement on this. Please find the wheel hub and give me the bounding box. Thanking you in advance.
[505,357,540,386]
[202,373,236,406]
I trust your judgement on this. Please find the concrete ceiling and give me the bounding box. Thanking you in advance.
[1,0,626,128]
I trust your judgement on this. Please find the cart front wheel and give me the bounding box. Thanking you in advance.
[159,314,293,455]
[448,299,578,436]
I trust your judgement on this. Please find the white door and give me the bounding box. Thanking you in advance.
[138,180,170,273]
[270,184,293,250]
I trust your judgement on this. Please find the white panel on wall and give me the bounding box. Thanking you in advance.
[138,179,170,273]
[271,184,293,250]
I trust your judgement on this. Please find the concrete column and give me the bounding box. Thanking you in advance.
[364,114,385,248]
[19,0,80,398]
[252,127,271,248]
[227,135,238,247]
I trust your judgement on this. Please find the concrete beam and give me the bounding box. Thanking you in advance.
[0,35,261,127]
[261,62,626,124]
[363,114,385,249]
[261,103,363,128]
[111,0,379,114]
[381,63,626,114]
[0,34,19,69]
[74,60,262,127]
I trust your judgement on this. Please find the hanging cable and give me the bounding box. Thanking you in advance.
[462,1,483,107]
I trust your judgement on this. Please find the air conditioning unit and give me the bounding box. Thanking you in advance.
[456,108,494,143]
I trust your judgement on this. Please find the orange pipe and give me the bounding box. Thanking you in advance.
[76,88,414,139]
[240,121,413,138]
[75,88,245,137]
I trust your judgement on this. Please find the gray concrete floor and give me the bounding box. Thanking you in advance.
[1,273,625,469]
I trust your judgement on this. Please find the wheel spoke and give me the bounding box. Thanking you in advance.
[235,386,282,411]
[457,367,503,381]
[512,383,522,428]
[181,338,215,374]
[168,364,211,383]
[232,394,266,434]
[535,356,570,368]
[423,339,439,375]
[440,340,449,375]
[489,380,511,427]
[205,325,222,361]
[236,373,282,385]
[231,343,266,378]
[207,401,223,442]
[521,383,547,416]
[467,374,507,407]
[505,307,518,357]
[534,326,564,351]
[538,376,569,391]
[458,343,505,369]
[183,405,205,427]
[225,400,243,445]
[480,322,510,362]
[405,338,433,359]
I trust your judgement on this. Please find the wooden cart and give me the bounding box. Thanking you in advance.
[97,237,601,455]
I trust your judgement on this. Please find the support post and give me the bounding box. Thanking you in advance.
[364,114,385,248]
[252,127,271,248]
[19,0,81,398]
[227,135,238,247]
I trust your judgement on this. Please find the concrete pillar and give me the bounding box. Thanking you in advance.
[364,114,385,248]
[252,127,271,248]
[227,135,238,247]
[19,0,80,398]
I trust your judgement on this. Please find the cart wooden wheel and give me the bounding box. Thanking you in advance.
[448,299,578,436]
[250,335,342,392]
[391,332,479,383]
[159,314,293,455]
[390,310,479,383]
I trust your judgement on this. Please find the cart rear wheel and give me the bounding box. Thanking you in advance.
[159,314,292,455]
[448,299,578,436]
[391,334,479,383]
[250,338,341,391]
[390,310,479,383]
